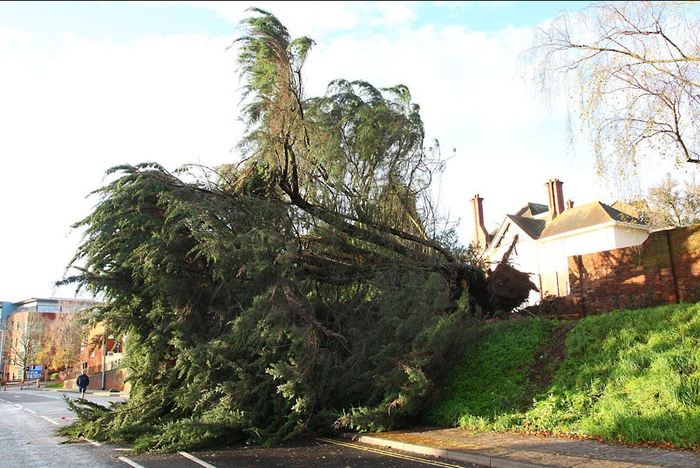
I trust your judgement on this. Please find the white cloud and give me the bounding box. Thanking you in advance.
[0,27,242,301]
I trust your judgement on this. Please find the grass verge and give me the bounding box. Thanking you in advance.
[424,303,700,450]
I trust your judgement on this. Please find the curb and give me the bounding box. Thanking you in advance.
[348,434,545,468]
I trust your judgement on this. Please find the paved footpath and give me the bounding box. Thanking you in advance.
[349,426,700,468]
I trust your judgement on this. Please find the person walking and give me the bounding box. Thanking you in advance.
[76,369,89,399]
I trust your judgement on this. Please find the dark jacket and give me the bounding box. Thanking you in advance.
[76,373,90,388]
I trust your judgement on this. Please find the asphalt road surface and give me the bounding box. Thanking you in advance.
[0,387,124,467]
[0,388,481,468]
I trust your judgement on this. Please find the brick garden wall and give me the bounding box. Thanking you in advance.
[670,225,700,302]
[567,225,700,316]
[59,368,131,392]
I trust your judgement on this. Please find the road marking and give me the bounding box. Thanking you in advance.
[118,457,147,468]
[316,437,465,467]
[178,451,218,467]
[25,408,36,414]
[84,438,102,447]
[14,404,22,409]
[40,415,59,425]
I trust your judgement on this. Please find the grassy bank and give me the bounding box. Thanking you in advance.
[424,303,700,450]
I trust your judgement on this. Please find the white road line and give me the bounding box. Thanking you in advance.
[118,457,147,468]
[14,404,22,409]
[40,415,59,425]
[84,438,102,447]
[178,451,218,468]
[25,408,36,414]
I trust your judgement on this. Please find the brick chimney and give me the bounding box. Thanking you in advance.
[566,199,574,210]
[545,179,565,220]
[471,194,490,249]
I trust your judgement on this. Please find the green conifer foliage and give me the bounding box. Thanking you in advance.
[58,9,521,452]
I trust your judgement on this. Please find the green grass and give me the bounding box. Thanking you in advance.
[45,382,64,388]
[423,303,700,450]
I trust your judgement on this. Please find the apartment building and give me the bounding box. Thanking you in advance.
[0,297,99,381]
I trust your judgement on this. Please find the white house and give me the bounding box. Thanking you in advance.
[471,179,651,306]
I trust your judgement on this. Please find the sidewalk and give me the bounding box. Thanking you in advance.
[349,426,700,468]
[36,386,130,399]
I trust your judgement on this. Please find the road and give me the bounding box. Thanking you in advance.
[0,388,482,467]
[0,387,124,467]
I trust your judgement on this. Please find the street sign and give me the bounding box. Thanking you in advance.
[26,365,42,380]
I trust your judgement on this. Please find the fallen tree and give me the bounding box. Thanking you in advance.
[58,8,537,452]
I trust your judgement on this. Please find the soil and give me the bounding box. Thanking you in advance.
[521,319,576,406]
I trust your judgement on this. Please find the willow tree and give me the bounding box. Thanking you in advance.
[58,8,529,453]
[525,1,700,192]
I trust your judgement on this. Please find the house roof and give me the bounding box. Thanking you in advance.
[506,214,547,239]
[485,203,548,243]
[514,203,548,218]
[539,201,646,239]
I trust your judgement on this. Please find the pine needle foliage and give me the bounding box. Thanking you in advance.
[57,9,501,453]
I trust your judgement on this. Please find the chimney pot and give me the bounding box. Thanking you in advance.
[545,179,565,220]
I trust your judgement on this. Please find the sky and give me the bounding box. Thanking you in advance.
[0,0,639,303]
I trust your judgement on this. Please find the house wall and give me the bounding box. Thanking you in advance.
[506,237,539,276]
[511,237,541,306]
[614,225,651,249]
[568,225,700,315]
[537,224,650,301]
[81,321,120,371]
[535,239,567,299]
